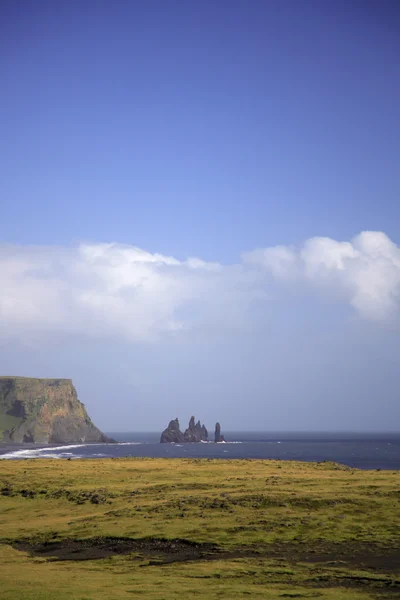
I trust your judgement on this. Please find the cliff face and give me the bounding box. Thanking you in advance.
[0,377,113,444]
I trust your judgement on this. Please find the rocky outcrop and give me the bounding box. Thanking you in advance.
[183,416,208,442]
[160,416,208,443]
[0,377,114,444]
[214,422,226,443]
[160,418,185,443]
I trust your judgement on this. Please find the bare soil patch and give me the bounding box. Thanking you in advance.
[12,537,400,574]
[13,537,217,562]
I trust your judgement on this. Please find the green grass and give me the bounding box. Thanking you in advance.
[0,457,399,599]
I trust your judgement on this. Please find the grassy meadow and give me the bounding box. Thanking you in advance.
[0,457,399,599]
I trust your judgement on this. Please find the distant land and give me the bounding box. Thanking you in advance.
[0,376,113,444]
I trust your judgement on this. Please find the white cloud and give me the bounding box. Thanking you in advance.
[0,231,399,343]
[243,245,298,280]
[0,242,258,342]
[245,231,400,321]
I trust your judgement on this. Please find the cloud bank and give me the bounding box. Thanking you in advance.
[1,231,399,342]
[244,231,400,321]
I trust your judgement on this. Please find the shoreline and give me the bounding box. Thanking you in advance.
[0,442,109,457]
[0,442,67,456]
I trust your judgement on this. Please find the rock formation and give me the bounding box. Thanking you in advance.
[184,416,208,442]
[160,416,208,443]
[160,418,185,443]
[214,422,226,443]
[0,377,114,444]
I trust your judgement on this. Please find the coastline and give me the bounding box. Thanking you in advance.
[0,442,61,456]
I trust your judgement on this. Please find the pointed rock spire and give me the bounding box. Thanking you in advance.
[214,422,225,443]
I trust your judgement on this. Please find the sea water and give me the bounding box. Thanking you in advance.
[1,431,399,469]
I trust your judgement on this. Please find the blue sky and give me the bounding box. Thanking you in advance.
[1,1,400,431]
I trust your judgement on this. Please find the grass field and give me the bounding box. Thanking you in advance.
[0,457,399,599]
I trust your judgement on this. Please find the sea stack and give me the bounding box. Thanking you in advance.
[160,416,209,443]
[214,422,226,443]
[183,416,208,442]
[160,418,185,443]
[0,376,114,444]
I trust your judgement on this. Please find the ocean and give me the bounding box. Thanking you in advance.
[1,431,399,469]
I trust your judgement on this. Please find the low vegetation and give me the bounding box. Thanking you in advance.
[0,457,399,599]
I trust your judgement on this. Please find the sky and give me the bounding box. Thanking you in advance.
[1,1,400,432]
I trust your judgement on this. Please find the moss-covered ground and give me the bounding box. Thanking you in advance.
[0,457,399,599]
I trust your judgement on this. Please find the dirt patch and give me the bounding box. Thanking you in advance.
[13,536,217,562]
[250,541,400,574]
[11,537,400,575]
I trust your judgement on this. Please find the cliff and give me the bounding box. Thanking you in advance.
[0,377,114,444]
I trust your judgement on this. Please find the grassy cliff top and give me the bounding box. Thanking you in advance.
[0,376,72,382]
